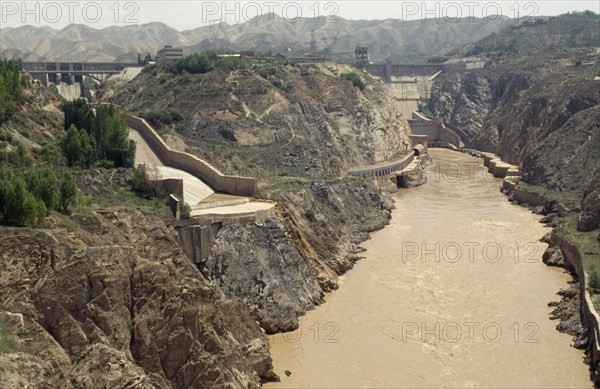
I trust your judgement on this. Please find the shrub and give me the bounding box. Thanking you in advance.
[23,167,58,210]
[304,209,315,221]
[1,176,46,226]
[427,56,449,63]
[180,201,191,218]
[0,325,18,353]
[131,164,156,198]
[13,143,33,167]
[340,72,365,91]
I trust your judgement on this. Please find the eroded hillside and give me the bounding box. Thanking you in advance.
[0,170,276,388]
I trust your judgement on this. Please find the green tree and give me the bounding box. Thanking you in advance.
[58,172,77,212]
[14,143,33,167]
[60,100,135,168]
[62,125,83,167]
[78,128,95,167]
[60,99,95,132]
[4,176,43,226]
[0,59,25,124]
[0,177,11,223]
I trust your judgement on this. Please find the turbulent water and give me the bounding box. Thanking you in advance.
[266,149,590,388]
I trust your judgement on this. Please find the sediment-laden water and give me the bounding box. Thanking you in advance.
[267,149,590,388]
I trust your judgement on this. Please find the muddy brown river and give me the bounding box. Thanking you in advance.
[266,149,590,388]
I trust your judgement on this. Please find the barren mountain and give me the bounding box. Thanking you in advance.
[1,14,515,62]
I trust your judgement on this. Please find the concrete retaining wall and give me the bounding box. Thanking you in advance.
[348,154,414,177]
[125,113,258,197]
[551,234,600,385]
[409,121,461,148]
[502,179,572,217]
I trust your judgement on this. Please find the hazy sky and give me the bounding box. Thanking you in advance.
[1,1,599,30]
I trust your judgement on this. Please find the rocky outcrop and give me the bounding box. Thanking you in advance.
[578,166,600,232]
[200,178,395,334]
[204,218,324,333]
[396,158,428,188]
[0,208,275,388]
[548,283,588,350]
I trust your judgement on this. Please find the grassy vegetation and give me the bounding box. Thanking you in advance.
[515,180,581,209]
[163,50,251,75]
[0,325,18,354]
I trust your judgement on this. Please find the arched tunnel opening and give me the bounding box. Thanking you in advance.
[412,144,424,156]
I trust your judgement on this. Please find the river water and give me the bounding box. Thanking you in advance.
[266,149,590,388]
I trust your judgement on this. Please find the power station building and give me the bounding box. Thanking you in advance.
[157,46,183,62]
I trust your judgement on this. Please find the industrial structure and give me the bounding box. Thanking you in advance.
[156,45,183,62]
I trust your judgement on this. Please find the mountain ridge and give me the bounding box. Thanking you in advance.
[1,15,516,62]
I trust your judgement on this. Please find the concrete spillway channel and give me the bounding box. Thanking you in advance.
[128,126,275,264]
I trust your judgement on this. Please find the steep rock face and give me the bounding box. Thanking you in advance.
[429,69,534,149]
[578,167,600,232]
[267,180,394,285]
[520,102,600,191]
[0,208,274,388]
[203,178,395,334]
[204,219,324,333]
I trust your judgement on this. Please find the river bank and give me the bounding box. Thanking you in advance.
[266,148,591,387]
[500,177,600,386]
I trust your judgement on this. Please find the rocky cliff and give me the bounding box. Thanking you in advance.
[0,170,276,388]
[579,167,600,232]
[201,178,394,334]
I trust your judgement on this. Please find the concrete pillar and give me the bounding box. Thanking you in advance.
[385,58,392,83]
